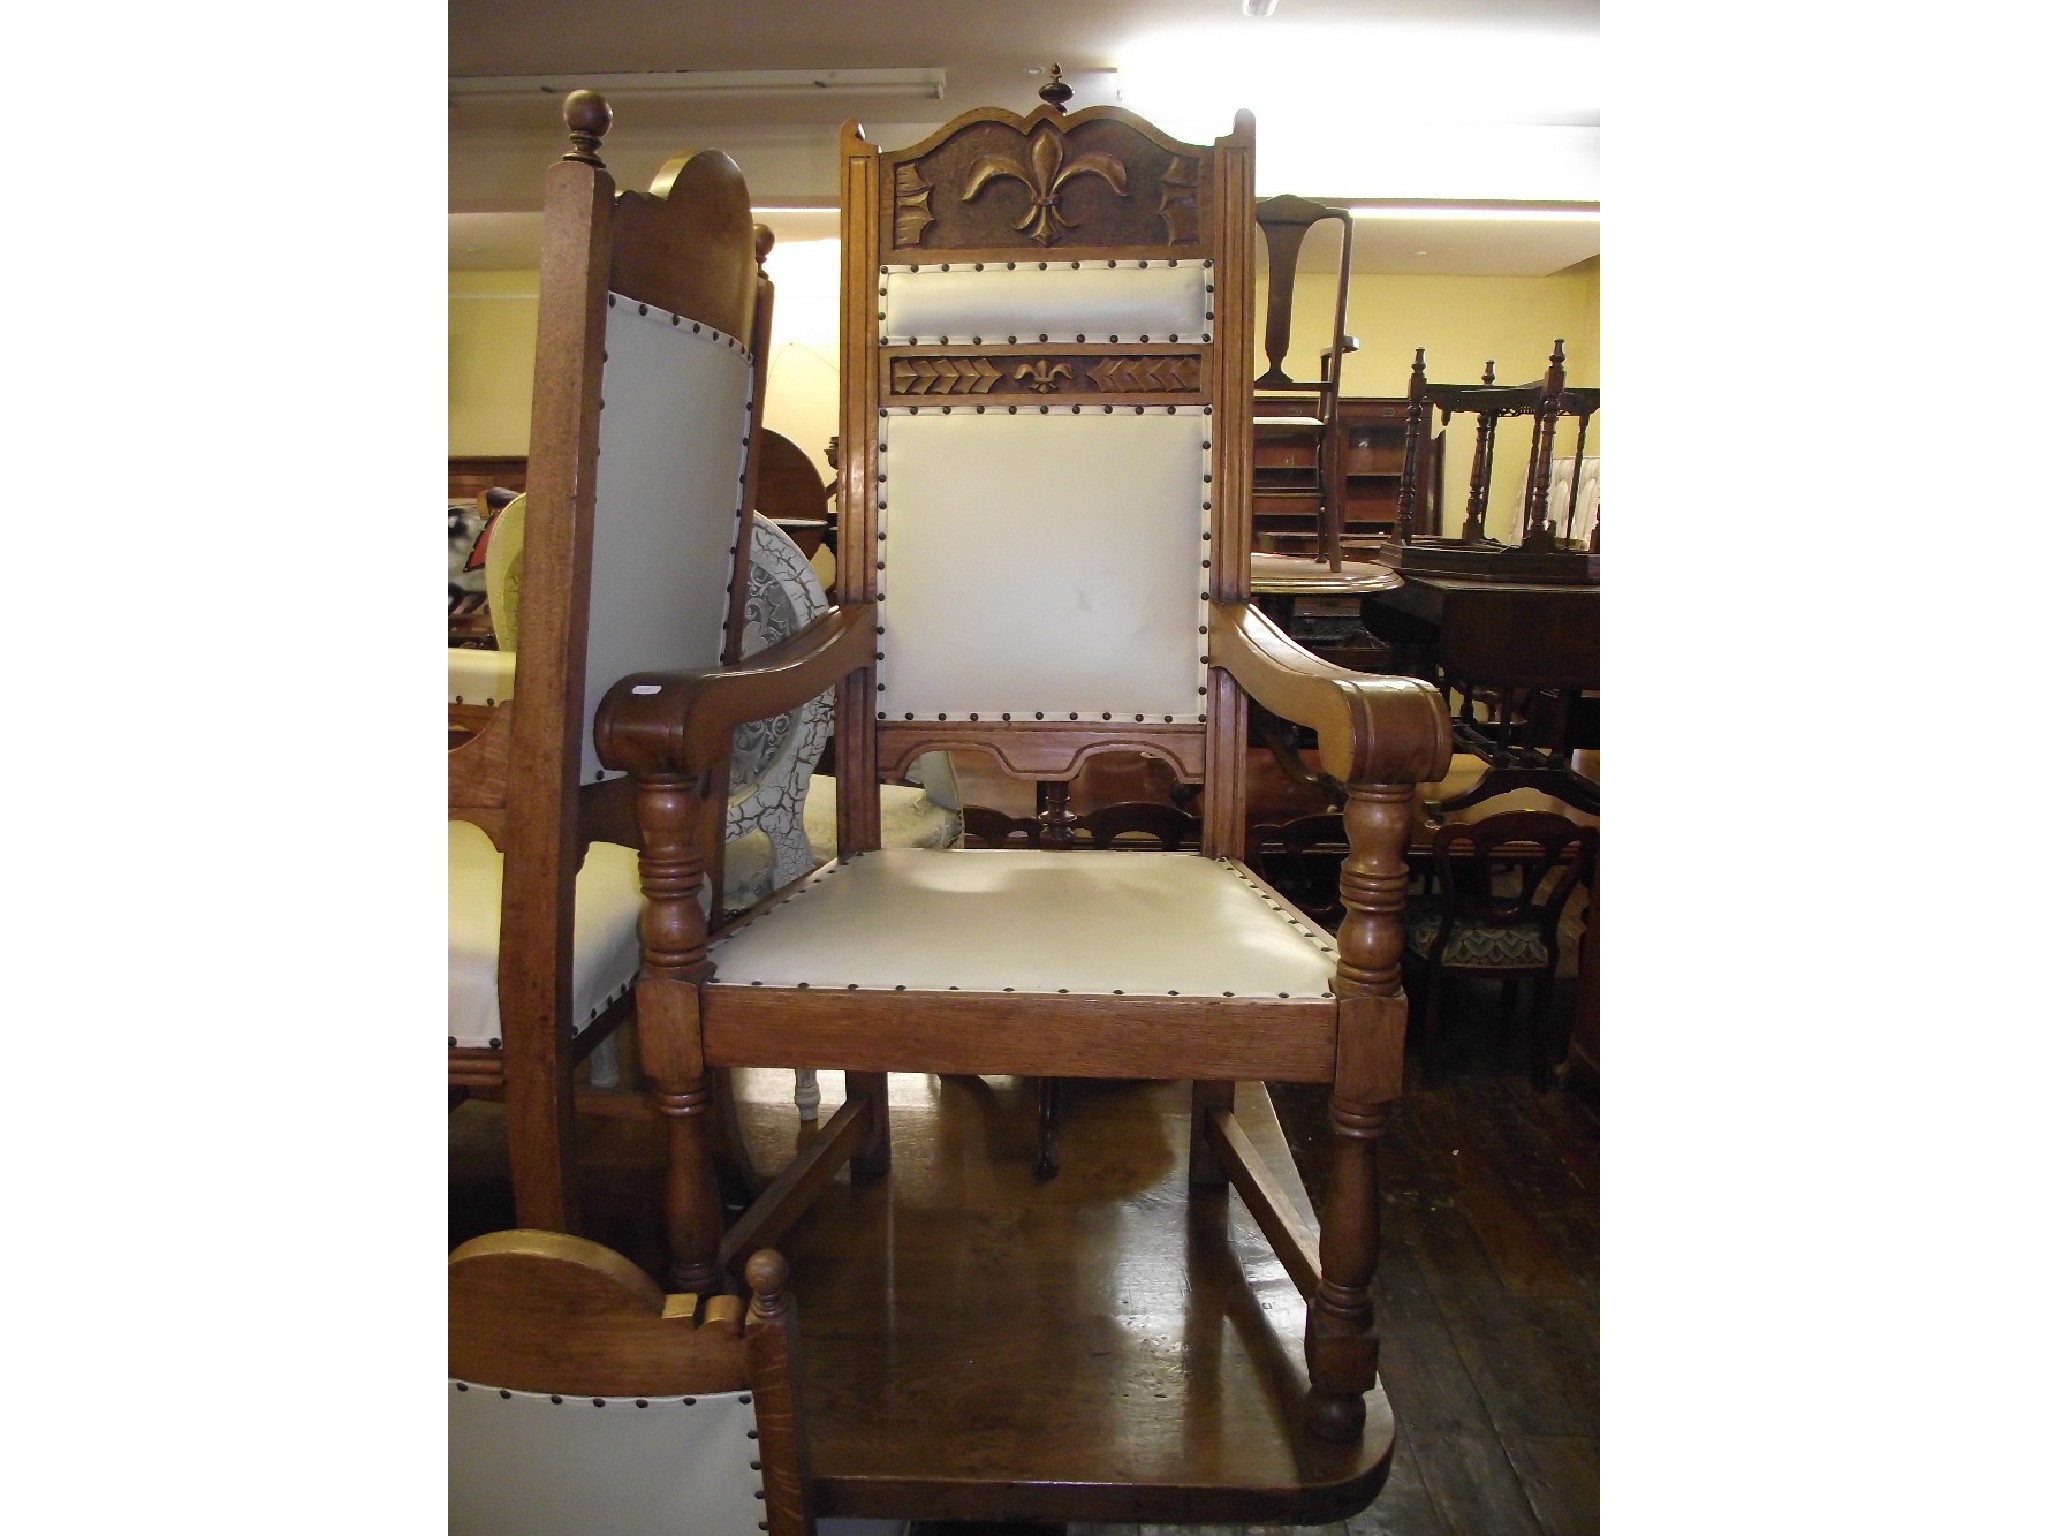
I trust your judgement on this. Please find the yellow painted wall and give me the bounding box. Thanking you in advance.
[448,271,540,457]
[448,251,1599,543]
[1258,262,1600,541]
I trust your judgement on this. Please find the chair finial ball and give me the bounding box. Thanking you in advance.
[754,222,777,266]
[561,90,613,164]
[744,1248,789,1301]
[564,90,612,138]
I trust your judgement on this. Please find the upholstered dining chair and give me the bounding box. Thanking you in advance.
[1404,808,1596,1086]
[588,91,1452,1446]
[452,1232,894,1536]
[447,94,772,1237]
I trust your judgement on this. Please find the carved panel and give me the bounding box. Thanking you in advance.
[883,349,1206,402]
[884,113,1212,256]
[893,163,934,248]
[1086,355,1201,394]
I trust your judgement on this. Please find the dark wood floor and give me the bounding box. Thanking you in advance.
[450,969,1596,1535]
[1272,973,1599,1536]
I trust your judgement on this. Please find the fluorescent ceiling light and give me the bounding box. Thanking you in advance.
[1349,202,1598,222]
[451,68,946,101]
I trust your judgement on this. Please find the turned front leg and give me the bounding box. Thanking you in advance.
[634,773,726,1291]
[1306,783,1412,1441]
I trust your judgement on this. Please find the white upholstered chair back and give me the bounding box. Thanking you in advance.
[451,1381,768,1536]
[449,1233,827,1536]
[578,299,756,785]
[845,105,1247,767]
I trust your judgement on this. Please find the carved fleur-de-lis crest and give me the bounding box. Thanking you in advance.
[1014,361,1073,393]
[962,124,1129,245]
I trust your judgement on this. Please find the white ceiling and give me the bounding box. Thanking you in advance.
[449,0,1599,277]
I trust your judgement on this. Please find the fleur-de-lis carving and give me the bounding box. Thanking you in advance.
[1014,360,1073,393]
[962,123,1129,245]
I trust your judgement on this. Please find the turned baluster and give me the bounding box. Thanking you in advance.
[1305,781,1413,1441]
[1521,339,1567,551]
[1460,359,1499,543]
[634,771,725,1292]
[1394,348,1429,546]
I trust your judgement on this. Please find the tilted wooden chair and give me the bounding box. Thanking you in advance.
[592,95,1452,1445]
[452,1232,878,1536]
[1404,808,1596,1085]
[447,92,772,1235]
[1251,193,1355,569]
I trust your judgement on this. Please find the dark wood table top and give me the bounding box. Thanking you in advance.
[727,1069,1396,1522]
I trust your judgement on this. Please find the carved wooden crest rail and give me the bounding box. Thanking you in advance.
[880,107,1213,259]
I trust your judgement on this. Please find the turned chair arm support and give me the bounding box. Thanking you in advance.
[595,603,877,778]
[1210,602,1452,787]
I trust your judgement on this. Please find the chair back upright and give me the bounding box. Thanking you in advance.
[834,95,1258,858]
[446,90,772,1231]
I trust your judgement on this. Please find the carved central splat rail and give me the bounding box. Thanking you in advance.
[884,349,1206,403]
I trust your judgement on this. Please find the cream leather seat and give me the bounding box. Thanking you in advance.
[712,848,1336,1000]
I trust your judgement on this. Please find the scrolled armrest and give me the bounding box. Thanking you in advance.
[1209,601,1451,786]
[594,602,877,777]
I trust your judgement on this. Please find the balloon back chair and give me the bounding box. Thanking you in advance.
[592,92,1452,1446]
[1405,807,1596,1086]
[448,93,772,1237]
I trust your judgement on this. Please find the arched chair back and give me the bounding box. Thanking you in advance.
[447,90,771,1236]
[450,1232,820,1536]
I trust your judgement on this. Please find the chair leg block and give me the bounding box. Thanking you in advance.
[845,1072,891,1179]
[1188,1080,1236,1187]
[1034,1077,1061,1182]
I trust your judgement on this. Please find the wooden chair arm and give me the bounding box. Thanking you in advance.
[1210,601,1451,787]
[595,603,877,778]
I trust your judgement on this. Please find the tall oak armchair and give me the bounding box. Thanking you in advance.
[596,96,1450,1447]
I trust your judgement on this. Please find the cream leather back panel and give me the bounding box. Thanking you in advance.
[878,410,1209,721]
[450,1381,763,1536]
[580,296,754,784]
[882,261,1209,345]
[709,849,1336,997]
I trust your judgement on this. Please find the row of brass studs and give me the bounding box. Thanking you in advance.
[605,291,752,363]
[882,258,1214,271]
[454,1382,753,1410]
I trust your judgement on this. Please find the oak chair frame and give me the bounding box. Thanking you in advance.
[592,101,1452,1447]
[447,94,773,1237]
